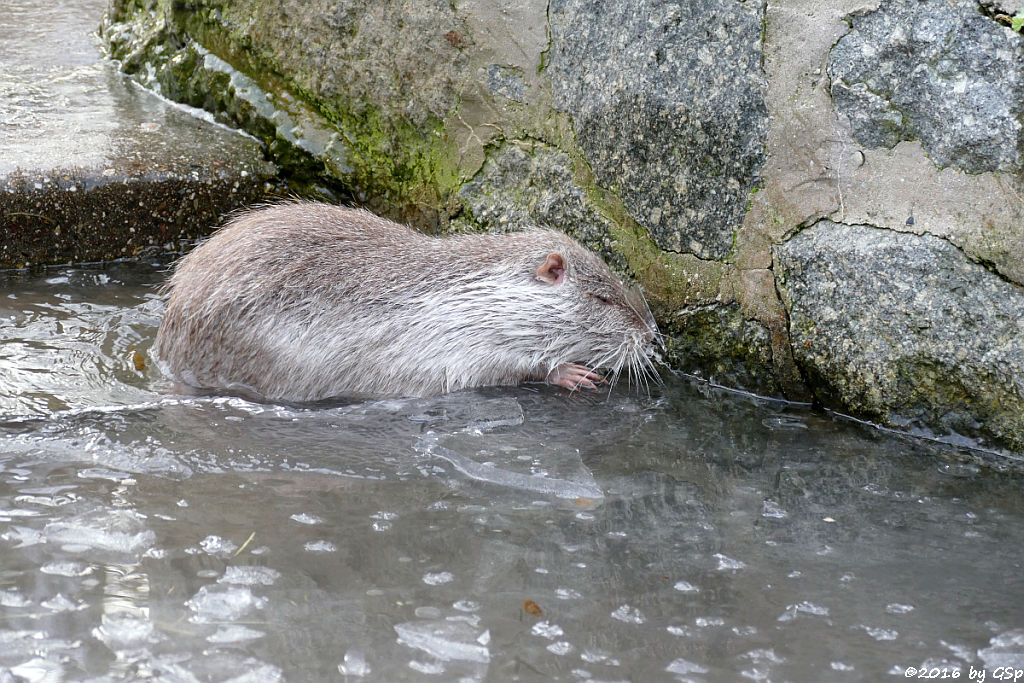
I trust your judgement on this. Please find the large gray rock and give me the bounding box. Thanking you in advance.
[548,0,769,260]
[775,221,1024,453]
[828,0,1024,173]
[455,142,627,270]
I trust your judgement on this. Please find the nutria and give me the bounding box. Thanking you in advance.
[153,202,659,401]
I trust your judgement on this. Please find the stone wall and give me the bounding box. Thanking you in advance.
[101,0,1024,456]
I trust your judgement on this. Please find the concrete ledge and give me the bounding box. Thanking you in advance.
[0,0,278,269]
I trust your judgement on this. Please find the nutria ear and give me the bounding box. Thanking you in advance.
[535,253,566,285]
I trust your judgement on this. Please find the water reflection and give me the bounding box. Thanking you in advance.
[0,262,1023,680]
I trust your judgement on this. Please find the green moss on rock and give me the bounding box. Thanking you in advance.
[101,0,462,226]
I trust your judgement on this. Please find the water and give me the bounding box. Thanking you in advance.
[1,261,1023,682]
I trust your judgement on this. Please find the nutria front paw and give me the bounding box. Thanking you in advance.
[547,363,605,391]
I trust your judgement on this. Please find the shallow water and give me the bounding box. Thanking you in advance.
[0,261,1023,682]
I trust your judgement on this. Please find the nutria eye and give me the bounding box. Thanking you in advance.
[590,292,613,305]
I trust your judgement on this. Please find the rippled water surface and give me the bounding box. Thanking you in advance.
[1,262,1023,682]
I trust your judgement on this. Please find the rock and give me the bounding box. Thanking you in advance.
[455,141,628,271]
[828,0,1024,173]
[0,0,276,269]
[100,0,467,228]
[775,221,1024,453]
[547,0,769,260]
[667,305,780,397]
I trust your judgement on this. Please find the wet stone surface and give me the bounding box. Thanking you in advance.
[547,0,768,260]
[775,221,1024,454]
[0,0,277,269]
[455,141,628,272]
[1,260,1023,680]
[828,0,1024,173]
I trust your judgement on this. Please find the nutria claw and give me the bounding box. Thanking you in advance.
[547,364,605,391]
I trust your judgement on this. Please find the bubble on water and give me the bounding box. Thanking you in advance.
[304,540,337,553]
[778,601,830,622]
[186,585,267,623]
[860,625,898,641]
[219,566,281,586]
[408,659,445,675]
[15,489,79,507]
[422,571,453,586]
[761,415,808,430]
[713,553,746,571]
[207,625,265,643]
[531,621,564,639]
[76,468,131,482]
[290,513,322,525]
[673,580,699,593]
[338,649,371,677]
[0,590,30,607]
[743,648,784,664]
[978,629,1024,669]
[39,561,92,577]
[394,620,490,663]
[555,588,581,600]
[452,600,479,612]
[1,526,43,548]
[695,616,724,628]
[0,508,41,521]
[92,614,157,647]
[610,605,645,625]
[222,664,282,683]
[831,661,855,671]
[580,650,620,666]
[941,640,974,662]
[761,500,788,519]
[547,640,573,656]
[667,625,692,637]
[198,535,239,556]
[886,603,914,614]
[666,658,708,675]
[45,510,155,554]
[41,594,84,612]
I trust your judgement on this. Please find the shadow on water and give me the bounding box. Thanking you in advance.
[0,262,1023,681]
